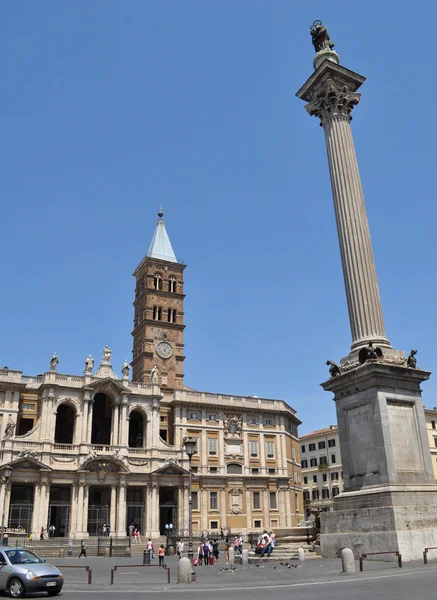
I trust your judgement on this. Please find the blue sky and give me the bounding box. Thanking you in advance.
[2,1,437,435]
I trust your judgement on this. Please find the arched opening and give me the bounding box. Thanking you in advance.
[91,393,112,445]
[227,463,243,475]
[129,410,145,448]
[154,274,163,290]
[168,277,176,293]
[54,404,76,444]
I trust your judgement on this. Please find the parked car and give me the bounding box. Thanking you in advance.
[0,547,63,597]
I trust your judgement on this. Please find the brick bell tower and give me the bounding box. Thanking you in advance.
[131,209,186,389]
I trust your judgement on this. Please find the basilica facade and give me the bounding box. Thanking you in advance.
[0,212,302,538]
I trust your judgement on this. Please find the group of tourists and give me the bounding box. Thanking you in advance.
[195,539,220,565]
[254,530,276,557]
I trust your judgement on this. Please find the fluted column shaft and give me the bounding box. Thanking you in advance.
[322,114,388,349]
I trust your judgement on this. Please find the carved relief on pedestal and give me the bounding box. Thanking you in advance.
[229,488,243,514]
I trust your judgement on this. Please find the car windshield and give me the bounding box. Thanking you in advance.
[5,550,44,565]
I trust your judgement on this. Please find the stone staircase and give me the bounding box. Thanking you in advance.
[248,535,319,564]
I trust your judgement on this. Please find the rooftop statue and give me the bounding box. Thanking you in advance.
[310,20,335,53]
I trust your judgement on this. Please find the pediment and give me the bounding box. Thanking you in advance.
[152,462,188,476]
[85,378,131,396]
[7,454,52,471]
[78,454,129,474]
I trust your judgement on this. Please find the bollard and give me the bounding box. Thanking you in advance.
[59,548,65,558]
[178,557,192,584]
[298,548,305,562]
[125,547,131,558]
[228,547,235,565]
[242,549,249,566]
[169,546,175,556]
[143,550,151,565]
[341,548,355,573]
[104,547,110,558]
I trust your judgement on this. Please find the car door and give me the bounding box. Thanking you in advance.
[0,551,8,590]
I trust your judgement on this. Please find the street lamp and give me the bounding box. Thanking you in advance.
[183,436,197,563]
[165,523,173,555]
[1,467,12,536]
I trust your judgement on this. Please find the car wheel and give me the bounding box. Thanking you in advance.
[47,591,61,597]
[8,578,25,598]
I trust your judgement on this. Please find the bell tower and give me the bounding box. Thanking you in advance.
[131,210,186,389]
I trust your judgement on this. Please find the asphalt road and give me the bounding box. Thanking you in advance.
[57,569,437,600]
[15,555,437,600]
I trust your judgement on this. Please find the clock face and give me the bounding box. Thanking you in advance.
[156,341,173,359]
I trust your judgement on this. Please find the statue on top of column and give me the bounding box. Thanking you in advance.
[310,20,335,53]
[102,346,112,364]
[50,352,59,372]
[121,360,130,379]
[84,355,94,374]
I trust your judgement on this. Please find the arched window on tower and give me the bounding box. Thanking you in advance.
[168,277,176,293]
[153,306,162,321]
[154,274,163,290]
[167,308,176,323]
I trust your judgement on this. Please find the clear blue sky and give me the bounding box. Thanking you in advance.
[2,1,437,435]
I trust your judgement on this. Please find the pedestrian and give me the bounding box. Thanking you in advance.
[212,540,219,564]
[136,526,141,544]
[40,527,45,541]
[233,536,239,554]
[177,539,184,559]
[220,527,224,540]
[128,524,134,538]
[78,539,87,558]
[102,523,107,537]
[238,534,243,554]
[106,523,111,537]
[132,528,137,544]
[147,538,154,559]
[49,524,55,538]
[202,540,209,566]
[225,542,230,564]
[158,544,165,568]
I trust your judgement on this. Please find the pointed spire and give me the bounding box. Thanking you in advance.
[146,209,178,263]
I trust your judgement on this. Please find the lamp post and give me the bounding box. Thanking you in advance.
[183,436,197,564]
[164,522,173,555]
[1,467,12,536]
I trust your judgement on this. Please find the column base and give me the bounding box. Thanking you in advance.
[321,486,437,562]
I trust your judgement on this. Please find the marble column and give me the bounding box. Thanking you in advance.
[278,488,286,528]
[87,400,94,444]
[38,480,50,532]
[82,485,89,537]
[110,485,117,533]
[31,484,41,535]
[112,402,120,446]
[81,397,90,443]
[297,65,390,351]
[69,485,78,537]
[75,484,85,536]
[150,484,159,536]
[117,481,126,536]
[3,483,11,529]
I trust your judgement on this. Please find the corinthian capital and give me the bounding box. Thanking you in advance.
[305,78,361,126]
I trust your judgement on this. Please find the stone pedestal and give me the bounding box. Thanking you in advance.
[321,362,437,561]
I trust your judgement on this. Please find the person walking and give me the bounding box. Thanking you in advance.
[40,527,45,541]
[158,544,165,568]
[78,540,87,558]
[202,541,210,566]
[220,528,224,540]
[147,538,154,559]
[49,524,55,538]
[238,534,243,555]
[102,524,107,537]
[212,540,219,564]
[177,539,184,559]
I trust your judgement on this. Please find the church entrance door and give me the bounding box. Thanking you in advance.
[159,488,177,535]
